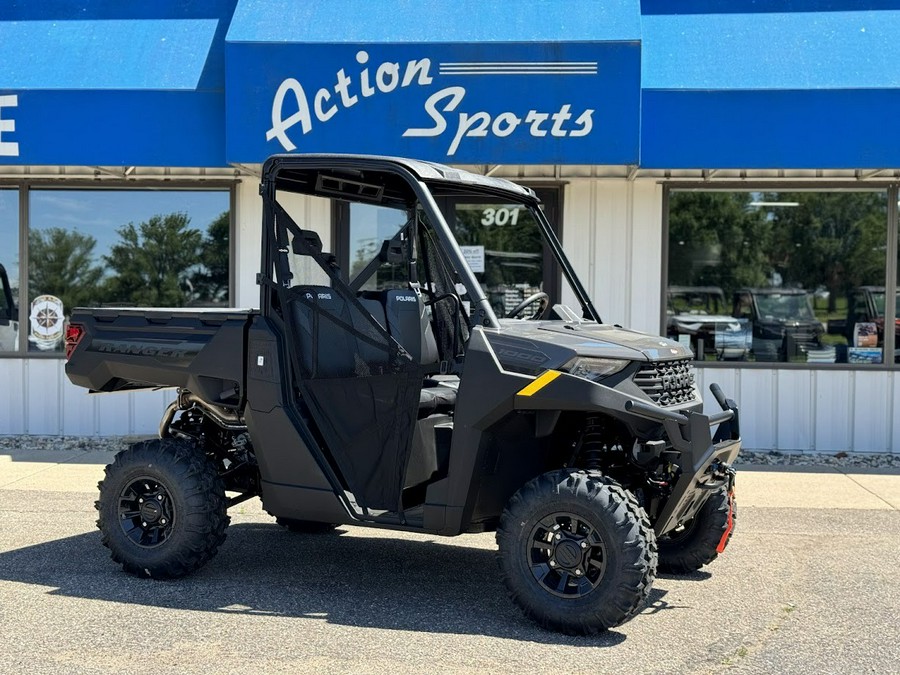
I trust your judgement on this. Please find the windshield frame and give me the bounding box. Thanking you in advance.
[870,291,900,317]
[754,292,816,322]
[424,180,601,324]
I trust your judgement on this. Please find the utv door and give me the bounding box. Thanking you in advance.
[270,202,422,514]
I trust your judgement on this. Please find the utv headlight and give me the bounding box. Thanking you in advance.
[562,357,628,382]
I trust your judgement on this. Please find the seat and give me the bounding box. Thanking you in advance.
[356,297,387,331]
[384,289,439,368]
[289,285,388,378]
[418,378,457,417]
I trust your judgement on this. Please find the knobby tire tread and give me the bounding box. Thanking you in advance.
[96,439,230,579]
[496,470,657,635]
[658,486,736,574]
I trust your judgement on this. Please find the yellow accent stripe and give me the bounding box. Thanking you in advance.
[517,369,562,397]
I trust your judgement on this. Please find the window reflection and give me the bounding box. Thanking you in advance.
[667,190,888,364]
[0,190,18,352]
[28,190,230,353]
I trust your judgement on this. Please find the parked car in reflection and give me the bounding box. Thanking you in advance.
[732,288,824,361]
[666,286,749,360]
[827,286,900,362]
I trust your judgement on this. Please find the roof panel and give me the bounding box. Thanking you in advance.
[0,19,219,90]
[227,0,641,44]
[643,10,900,90]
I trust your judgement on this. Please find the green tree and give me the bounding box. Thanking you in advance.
[764,192,886,311]
[28,228,104,311]
[104,213,202,306]
[191,211,230,305]
[667,192,771,297]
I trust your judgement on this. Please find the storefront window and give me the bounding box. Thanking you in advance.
[451,202,544,317]
[0,190,19,353]
[27,189,230,353]
[666,190,888,365]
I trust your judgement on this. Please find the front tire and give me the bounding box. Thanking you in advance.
[658,485,735,574]
[496,470,657,635]
[96,439,230,579]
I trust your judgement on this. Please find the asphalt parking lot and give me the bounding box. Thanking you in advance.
[1,446,898,675]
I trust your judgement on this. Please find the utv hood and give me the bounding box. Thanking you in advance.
[495,321,692,362]
[538,323,692,361]
[670,314,743,332]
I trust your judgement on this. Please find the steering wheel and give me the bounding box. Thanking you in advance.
[506,292,550,320]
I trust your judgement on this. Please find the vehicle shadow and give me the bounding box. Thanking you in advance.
[0,523,677,646]
[657,570,713,582]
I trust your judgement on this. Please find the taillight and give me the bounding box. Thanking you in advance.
[65,324,85,360]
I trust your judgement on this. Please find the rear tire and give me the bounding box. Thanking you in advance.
[658,486,735,574]
[275,518,338,534]
[96,439,229,579]
[496,470,657,635]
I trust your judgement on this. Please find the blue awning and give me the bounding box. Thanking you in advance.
[0,2,235,167]
[224,0,642,165]
[640,4,900,169]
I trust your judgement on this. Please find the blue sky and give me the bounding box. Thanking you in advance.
[0,188,229,290]
[29,189,229,260]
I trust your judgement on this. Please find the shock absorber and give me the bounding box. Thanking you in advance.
[579,415,608,470]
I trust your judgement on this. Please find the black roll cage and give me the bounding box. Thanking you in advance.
[258,155,601,328]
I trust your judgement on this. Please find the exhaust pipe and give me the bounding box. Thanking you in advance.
[159,389,246,438]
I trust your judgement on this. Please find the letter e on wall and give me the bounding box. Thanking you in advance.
[0,95,19,157]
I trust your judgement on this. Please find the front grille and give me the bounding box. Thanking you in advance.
[633,358,697,407]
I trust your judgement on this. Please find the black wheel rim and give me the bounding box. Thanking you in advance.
[661,516,698,543]
[118,476,175,548]
[528,511,608,598]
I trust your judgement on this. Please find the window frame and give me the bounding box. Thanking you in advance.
[0,179,236,359]
[333,184,566,306]
[661,181,900,371]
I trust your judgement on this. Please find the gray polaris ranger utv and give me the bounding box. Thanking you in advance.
[65,155,741,635]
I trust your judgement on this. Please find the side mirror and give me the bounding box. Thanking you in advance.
[379,238,408,264]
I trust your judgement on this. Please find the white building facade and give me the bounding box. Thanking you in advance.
[2,2,899,453]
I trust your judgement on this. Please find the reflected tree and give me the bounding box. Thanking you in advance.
[668,192,771,297]
[104,213,202,306]
[765,192,886,311]
[191,211,230,305]
[28,227,104,310]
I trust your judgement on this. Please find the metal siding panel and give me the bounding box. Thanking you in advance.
[96,391,132,437]
[25,358,62,435]
[815,370,853,453]
[628,181,663,335]
[235,179,262,309]
[131,389,174,436]
[593,184,629,326]
[775,369,813,452]
[61,371,96,436]
[892,374,900,454]
[0,359,25,435]
[737,368,776,450]
[852,371,891,452]
[561,182,592,310]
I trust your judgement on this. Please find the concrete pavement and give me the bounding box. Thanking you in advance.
[1,445,898,674]
[4,446,899,507]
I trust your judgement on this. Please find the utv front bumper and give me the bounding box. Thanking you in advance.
[624,383,740,536]
[513,373,741,537]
